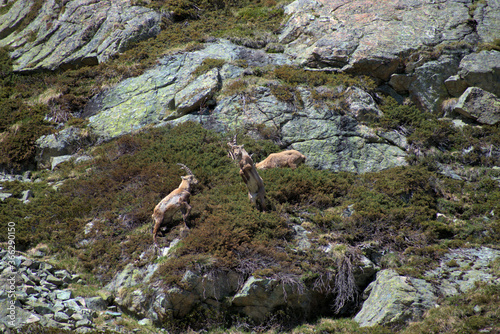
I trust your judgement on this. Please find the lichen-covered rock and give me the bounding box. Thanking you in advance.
[454,87,500,125]
[408,54,462,113]
[164,83,407,173]
[354,269,438,328]
[88,39,290,139]
[0,0,162,72]
[473,0,500,43]
[166,67,221,120]
[231,276,313,322]
[280,0,474,80]
[424,247,500,297]
[35,127,93,168]
[457,50,500,97]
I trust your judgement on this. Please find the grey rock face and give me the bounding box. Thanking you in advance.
[408,54,462,113]
[458,50,500,97]
[88,39,291,140]
[87,38,404,174]
[424,247,500,297]
[280,0,474,79]
[454,87,500,125]
[354,269,438,328]
[355,247,500,328]
[0,0,162,72]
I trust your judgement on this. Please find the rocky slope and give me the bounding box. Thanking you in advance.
[0,0,162,72]
[1,0,500,333]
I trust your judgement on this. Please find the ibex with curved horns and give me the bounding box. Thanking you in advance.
[227,135,266,211]
[152,163,198,244]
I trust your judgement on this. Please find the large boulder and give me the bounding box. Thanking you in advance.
[354,269,438,328]
[355,247,500,328]
[457,50,500,97]
[408,54,462,113]
[453,87,500,125]
[35,126,93,168]
[0,0,162,72]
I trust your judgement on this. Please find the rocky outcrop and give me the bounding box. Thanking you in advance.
[85,39,407,173]
[103,236,379,325]
[354,247,500,328]
[86,39,290,139]
[354,269,438,328]
[35,126,94,168]
[280,0,500,113]
[280,0,477,78]
[0,0,162,72]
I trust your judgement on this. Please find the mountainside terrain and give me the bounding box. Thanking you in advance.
[1,0,499,333]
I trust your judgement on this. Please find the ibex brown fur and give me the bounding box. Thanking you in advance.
[152,164,198,244]
[256,150,306,170]
[228,137,265,211]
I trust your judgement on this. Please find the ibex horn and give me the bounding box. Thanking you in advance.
[177,163,194,176]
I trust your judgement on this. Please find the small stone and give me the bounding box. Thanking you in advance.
[46,274,64,286]
[71,313,84,321]
[24,285,37,295]
[54,269,70,278]
[41,280,57,290]
[41,263,55,272]
[84,296,108,311]
[34,304,55,315]
[21,259,34,268]
[105,311,122,317]
[28,272,41,284]
[29,261,41,270]
[76,319,93,328]
[56,290,73,300]
[54,311,70,322]
[32,250,46,258]
[53,301,65,312]
[138,318,153,326]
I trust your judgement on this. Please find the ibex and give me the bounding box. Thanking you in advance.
[227,136,266,211]
[256,150,306,169]
[152,164,198,244]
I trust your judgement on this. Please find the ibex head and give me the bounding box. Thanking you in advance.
[177,163,198,185]
[227,134,245,161]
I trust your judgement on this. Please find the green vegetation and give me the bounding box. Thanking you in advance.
[1,122,499,331]
[1,0,500,332]
[376,96,500,167]
[193,58,226,77]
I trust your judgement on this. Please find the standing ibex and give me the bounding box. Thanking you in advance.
[227,136,266,211]
[152,164,198,244]
[256,150,306,169]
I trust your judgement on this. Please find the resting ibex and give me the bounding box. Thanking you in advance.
[256,150,306,169]
[227,136,266,211]
[152,164,198,244]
